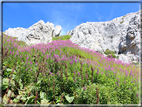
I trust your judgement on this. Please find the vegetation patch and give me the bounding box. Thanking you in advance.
[107,54,119,59]
[120,21,124,24]
[2,34,140,105]
[52,35,71,41]
[104,49,115,55]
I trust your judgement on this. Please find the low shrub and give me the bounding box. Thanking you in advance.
[52,35,71,41]
[104,49,115,55]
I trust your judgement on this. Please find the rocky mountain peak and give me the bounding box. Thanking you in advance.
[4,20,62,46]
[67,10,141,64]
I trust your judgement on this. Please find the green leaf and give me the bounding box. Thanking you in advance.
[6,68,12,72]
[3,78,15,87]
[3,78,9,90]
[65,94,74,103]
[18,79,23,90]
[25,96,35,104]
[7,90,15,98]
[3,95,9,104]
[11,74,16,79]
[13,95,21,103]
[41,99,50,104]
[21,96,27,101]
[37,79,41,85]
[40,91,48,100]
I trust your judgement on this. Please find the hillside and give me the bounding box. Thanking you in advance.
[2,34,140,104]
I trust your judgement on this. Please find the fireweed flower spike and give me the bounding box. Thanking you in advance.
[86,75,88,79]
[30,61,32,64]
[78,72,80,76]
[27,56,29,60]
[57,71,59,76]
[70,60,74,65]
[125,72,128,76]
[83,86,86,90]
[130,70,132,76]
[136,93,139,97]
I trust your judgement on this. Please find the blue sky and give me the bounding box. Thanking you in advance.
[2,1,140,35]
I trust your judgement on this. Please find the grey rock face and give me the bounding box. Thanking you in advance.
[4,20,62,46]
[68,10,141,64]
[52,25,62,37]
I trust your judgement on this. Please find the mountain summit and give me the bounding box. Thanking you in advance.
[4,20,62,46]
[67,10,141,64]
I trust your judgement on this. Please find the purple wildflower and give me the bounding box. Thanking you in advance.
[125,72,128,76]
[105,67,107,71]
[70,60,74,65]
[74,59,77,63]
[96,71,99,75]
[137,78,139,82]
[97,68,99,72]
[62,57,65,60]
[30,61,32,64]
[136,93,139,97]
[86,75,88,78]
[31,68,32,71]
[74,71,76,73]
[49,71,52,75]
[78,72,80,76]
[130,70,132,76]
[124,81,126,83]
[7,39,10,42]
[57,71,59,76]
[83,86,86,90]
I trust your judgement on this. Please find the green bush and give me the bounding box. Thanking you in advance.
[104,49,115,55]
[120,21,124,24]
[107,54,119,59]
[52,35,71,41]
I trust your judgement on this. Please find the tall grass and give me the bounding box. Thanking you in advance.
[2,34,140,104]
